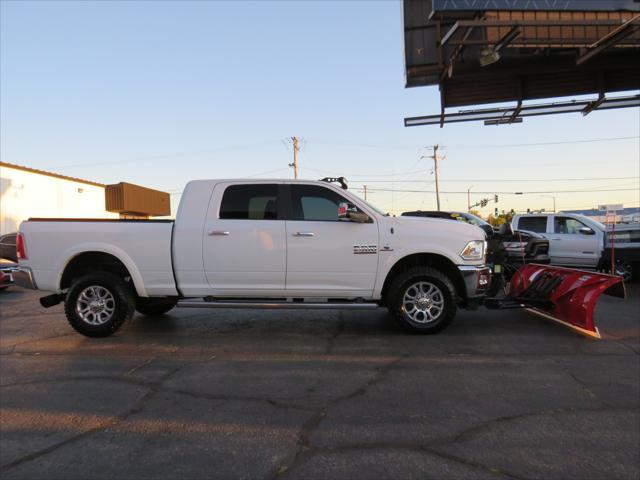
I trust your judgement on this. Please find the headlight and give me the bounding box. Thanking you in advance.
[460,240,485,260]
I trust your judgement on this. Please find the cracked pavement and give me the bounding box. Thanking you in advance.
[1,287,638,480]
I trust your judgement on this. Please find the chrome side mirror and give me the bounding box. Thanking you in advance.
[338,202,370,223]
[579,227,595,235]
[338,202,350,220]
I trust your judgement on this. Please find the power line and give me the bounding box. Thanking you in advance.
[348,176,638,183]
[166,167,291,196]
[301,166,430,177]
[361,187,639,194]
[444,136,640,149]
[246,167,291,178]
[52,140,281,169]
[305,135,639,150]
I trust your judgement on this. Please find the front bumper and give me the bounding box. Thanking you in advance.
[457,265,491,298]
[13,267,37,290]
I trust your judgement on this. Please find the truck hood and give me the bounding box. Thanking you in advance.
[376,215,487,266]
[387,215,486,240]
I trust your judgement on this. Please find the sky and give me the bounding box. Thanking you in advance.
[1,0,639,217]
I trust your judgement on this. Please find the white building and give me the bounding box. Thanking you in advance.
[0,162,118,235]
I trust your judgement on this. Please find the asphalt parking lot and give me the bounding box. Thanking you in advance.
[1,286,639,480]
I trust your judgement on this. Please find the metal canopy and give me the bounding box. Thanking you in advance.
[431,1,640,14]
[403,0,640,126]
[404,94,640,127]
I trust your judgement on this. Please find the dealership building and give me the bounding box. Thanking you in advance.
[0,161,169,235]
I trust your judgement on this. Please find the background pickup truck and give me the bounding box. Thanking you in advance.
[511,212,640,281]
[15,179,491,337]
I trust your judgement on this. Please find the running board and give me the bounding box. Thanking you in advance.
[177,300,379,310]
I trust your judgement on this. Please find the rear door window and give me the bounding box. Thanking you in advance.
[518,216,547,233]
[219,184,279,220]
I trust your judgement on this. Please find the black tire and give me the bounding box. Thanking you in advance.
[387,266,457,334]
[136,297,177,316]
[615,261,637,282]
[64,272,135,337]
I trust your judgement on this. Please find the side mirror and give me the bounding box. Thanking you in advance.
[579,227,595,235]
[338,202,370,223]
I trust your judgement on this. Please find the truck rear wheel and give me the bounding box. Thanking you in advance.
[136,297,177,315]
[64,272,135,337]
[388,267,457,334]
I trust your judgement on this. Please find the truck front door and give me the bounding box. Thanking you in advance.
[284,184,379,297]
[547,215,600,267]
[203,183,287,294]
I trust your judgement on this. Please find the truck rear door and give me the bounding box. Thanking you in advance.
[202,183,287,294]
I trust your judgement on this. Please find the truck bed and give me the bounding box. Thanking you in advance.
[19,218,178,297]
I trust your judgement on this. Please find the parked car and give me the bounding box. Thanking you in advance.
[15,178,492,337]
[401,210,550,266]
[511,213,639,280]
[0,232,17,262]
[0,258,19,291]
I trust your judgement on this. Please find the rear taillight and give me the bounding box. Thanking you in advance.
[16,233,27,260]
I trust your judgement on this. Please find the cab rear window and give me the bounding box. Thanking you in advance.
[518,217,547,233]
[219,185,278,220]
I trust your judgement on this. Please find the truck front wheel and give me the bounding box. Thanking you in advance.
[64,272,135,337]
[388,267,457,334]
[136,297,177,316]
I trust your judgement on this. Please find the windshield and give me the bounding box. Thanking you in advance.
[350,192,389,216]
[584,216,605,230]
[454,212,490,227]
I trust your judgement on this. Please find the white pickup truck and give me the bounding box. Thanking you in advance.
[512,212,640,280]
[15,178,491,337]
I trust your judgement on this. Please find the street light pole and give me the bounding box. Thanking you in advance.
[514,192,556,212]
[541,194,556,212]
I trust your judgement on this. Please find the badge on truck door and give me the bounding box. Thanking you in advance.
[353,244,377,254]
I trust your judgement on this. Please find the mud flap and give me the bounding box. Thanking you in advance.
[508,264,625,339]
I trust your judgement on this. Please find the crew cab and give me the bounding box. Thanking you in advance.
[15,179,490,337]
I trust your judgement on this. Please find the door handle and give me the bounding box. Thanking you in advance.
[293,232,315,237]
[550,238,562,241]
[208,230,230,236]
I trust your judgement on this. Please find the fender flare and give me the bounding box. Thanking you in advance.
[54,243,147,297]
[374,249,467,300]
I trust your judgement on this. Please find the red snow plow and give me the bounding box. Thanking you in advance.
[482,224,626,339]
[500,264,625,339]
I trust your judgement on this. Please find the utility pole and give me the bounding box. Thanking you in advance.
[433,145,441,211]
[364,185,368,200]
[467,186,473,212]
[422,145,442,210]
[289,136,299,179]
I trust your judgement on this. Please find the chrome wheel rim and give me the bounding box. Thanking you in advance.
[76,286,115,326]
[402,281,445,324]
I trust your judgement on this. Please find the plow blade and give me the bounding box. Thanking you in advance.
[508,264,625,339]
